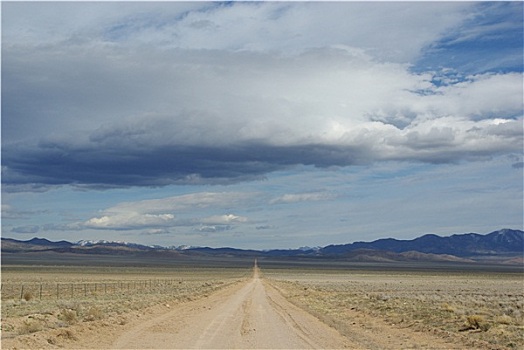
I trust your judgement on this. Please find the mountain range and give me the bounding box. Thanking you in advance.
[2,229,522,264]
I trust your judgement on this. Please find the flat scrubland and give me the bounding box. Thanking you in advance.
[262,266,524,350]
[2,264,252,348]
[2,259,523,349]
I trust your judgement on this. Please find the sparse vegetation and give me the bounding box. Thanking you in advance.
[2,264,251,348]
[19,319,42,334]
[464,314,488,331]
[2,263,522,350]
[59,308,78,325]
[56,329,77,341]
[495,314,513,325]
[264,268,524,350]
[23,291,34,302]
[84,306,104,321]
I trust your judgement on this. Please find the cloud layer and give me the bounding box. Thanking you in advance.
[3,2,522,191]
[20,191,256,239]
[3,44,522,190]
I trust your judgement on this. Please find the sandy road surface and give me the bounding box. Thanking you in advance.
[112,266,353,349]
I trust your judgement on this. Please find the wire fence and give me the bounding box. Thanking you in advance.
[1,279,186,301]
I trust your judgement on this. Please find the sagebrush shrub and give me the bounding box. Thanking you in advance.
[60,309,77,324]
[19,320,42,334]
[23,291,34,301]
[84,306,104,321]
[466,314,490,331]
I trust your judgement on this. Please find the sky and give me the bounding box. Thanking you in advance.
[2,1,523,250]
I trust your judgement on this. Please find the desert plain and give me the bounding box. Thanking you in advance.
[1,257,523,349]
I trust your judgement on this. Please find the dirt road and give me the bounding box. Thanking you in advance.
[112,266,353,349]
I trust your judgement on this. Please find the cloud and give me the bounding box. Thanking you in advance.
[270,192,335,205]
[197,225,234,233]
[84,213,175,230]
[416,2,523,73]
[1,2,522,192]
[140,228,171,236]
[1,204,14,218]
[2,46,521,191]
[54,192,255,232]
[1,203,49,219]
[256,225,274,230]
[2,2,470,61]
[201,214,248,225]
[11,225,40,234]
[105,192,256,214]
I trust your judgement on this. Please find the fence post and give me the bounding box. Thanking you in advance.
[40,284,43,300]
[20,285,24,300]
[57,284,59,300]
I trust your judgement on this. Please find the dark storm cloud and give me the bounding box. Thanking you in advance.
[2,138,368,190]
[3,115,521,191]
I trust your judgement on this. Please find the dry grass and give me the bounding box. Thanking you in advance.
[4,263,521,350]
[264,269,524,350]
[59,308,78,325]
[84,306,104,321]
[460,314,492,333]
[1,265,251,341]
[19,320,43,334]
[56,329,77,341]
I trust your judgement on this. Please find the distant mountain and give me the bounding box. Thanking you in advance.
[76,240,158,250]
[320,229,523,257]
[329,249,475,263]
[1,237,73,252]
[26,237,73,247]
[2,229,522,263]
[187,247,260,256]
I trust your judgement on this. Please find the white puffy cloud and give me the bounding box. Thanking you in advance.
[426,73,522,119]
[84,213,175,230]
[78,192,254,232]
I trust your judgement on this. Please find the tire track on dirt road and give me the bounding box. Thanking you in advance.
[112,264,354,349]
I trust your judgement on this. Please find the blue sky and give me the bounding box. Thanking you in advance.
[2,2,523,249]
